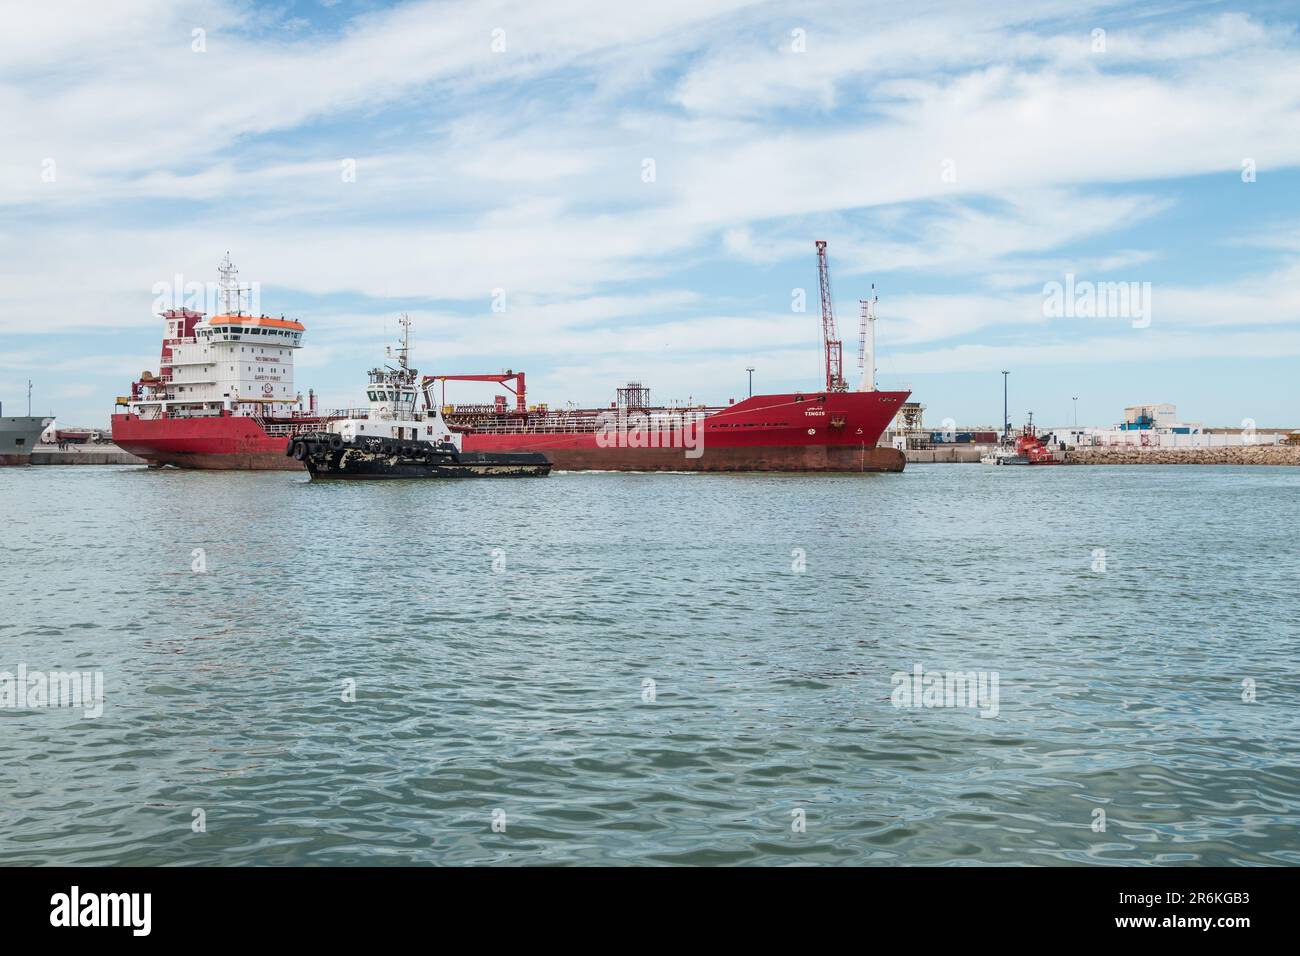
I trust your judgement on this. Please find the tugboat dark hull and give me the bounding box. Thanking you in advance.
[288,433,550,479]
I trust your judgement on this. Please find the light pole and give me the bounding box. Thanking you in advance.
[746,366,754,398]
[1072,396,1078,429]
[27,380,32,416]
[1001,371,1009,441]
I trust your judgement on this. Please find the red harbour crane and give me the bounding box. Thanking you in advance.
[815,240,848,392]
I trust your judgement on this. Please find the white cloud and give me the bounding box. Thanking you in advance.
[0,0,761,205]
[2,1,1299,426]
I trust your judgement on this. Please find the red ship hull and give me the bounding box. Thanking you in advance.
[462,441,905,472]
[112,390,909,473]
[112,413,305,470]
[459,390,909,472]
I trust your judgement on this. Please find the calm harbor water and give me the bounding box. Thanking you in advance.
[2,463,1298,866]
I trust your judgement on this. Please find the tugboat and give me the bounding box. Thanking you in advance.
[288,317,551,480]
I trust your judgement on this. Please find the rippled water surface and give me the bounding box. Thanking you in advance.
[2,464,1298,866]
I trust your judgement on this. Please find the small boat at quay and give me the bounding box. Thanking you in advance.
[981,417,1065,466]
[288,317,551,480]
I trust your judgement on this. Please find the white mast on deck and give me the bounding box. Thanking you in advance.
[857,285,877,391]
[397,313,411,372]
[386,313,413,374]
[217,252,243,315]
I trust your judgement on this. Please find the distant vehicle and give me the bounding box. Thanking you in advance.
[55,429,101,444]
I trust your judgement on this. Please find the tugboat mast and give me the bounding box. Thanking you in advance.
[397,313,411,373]
[383,313,414,379]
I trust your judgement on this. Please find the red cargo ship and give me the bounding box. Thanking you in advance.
[427,374,907,472]
[113,243,910,472]
[440,241,908,471]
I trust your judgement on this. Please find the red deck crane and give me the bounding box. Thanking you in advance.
[420,371,527,413]
[815,240,848,392]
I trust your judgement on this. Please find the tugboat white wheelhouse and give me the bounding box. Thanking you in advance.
[288,316,551,480]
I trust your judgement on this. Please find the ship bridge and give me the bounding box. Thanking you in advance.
[120,256,311,421]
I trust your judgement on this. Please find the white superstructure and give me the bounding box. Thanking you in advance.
[328,315,461,450]
[121,255,310,421]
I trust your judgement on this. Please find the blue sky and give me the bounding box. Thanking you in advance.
[2,0,1298,429]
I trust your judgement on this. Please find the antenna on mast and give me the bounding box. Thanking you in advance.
[217,252,243,315]
[397,313,411,372]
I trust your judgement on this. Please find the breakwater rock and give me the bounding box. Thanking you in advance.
[1066,445,1300,466]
